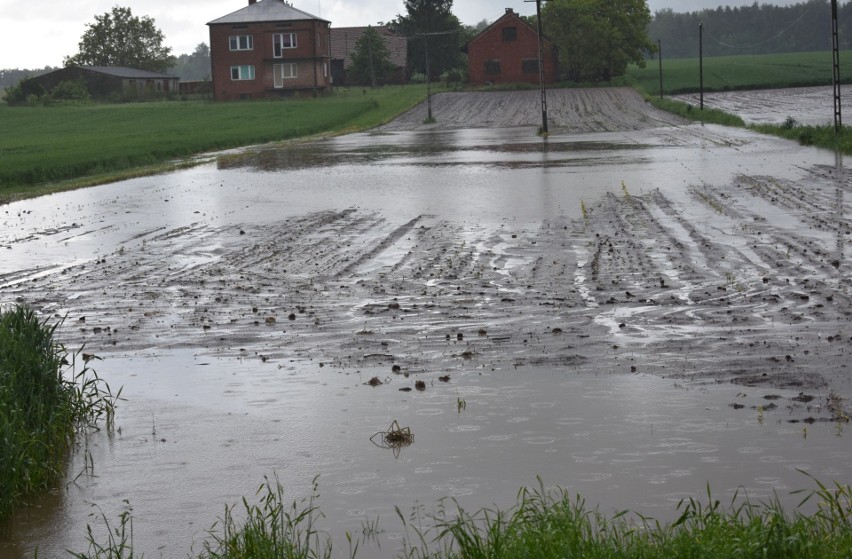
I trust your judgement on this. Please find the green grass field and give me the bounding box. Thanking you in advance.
[0,85,428,202]
[628,50,852,95]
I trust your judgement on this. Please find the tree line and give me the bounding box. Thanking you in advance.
[10,0,852,92]
[650,0,852,59]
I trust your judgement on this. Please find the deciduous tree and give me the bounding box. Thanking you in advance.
[348,28,394,86]
[170,43,211,81]
[391,0,464,78]
[543,0,655,82]
[64,6,175,72]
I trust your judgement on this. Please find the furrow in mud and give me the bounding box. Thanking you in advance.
[3,160,850,423]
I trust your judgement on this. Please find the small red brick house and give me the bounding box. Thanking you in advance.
[208,0,331,100]
[462,8,558,87]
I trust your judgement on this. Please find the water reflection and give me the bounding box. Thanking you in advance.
[218,129,653,173]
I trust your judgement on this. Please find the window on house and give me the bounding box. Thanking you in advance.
[484,60,501,76]
[231,65,255,80]
[273,33,297,57]
[323,62,328,78]
[522,58,539,74]
[273,63,298,87]
[229,35,253,51]
[502,27,517,42]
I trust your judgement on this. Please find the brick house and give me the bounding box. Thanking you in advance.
[329,26,407,86]
[462,8,558,87]
[208,0,331,100]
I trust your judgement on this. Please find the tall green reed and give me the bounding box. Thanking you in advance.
[0,305,121,521]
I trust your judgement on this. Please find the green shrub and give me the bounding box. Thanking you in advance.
[3,78,29,106]
[50,79,90,102]
[0,305,120,521]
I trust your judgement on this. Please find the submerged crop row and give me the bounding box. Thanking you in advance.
[68,474,852,559]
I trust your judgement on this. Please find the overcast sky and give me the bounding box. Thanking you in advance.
[1,0,805,69]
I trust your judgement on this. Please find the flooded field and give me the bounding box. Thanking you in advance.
[673,85,852,126]
[1,89,851,557]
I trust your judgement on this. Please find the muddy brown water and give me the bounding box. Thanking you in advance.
[1,118,851,557]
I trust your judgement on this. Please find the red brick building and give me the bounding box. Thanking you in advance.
[208,0,331,100]
[463,8,558,87]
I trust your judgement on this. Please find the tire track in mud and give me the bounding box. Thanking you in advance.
[3,163,850,423]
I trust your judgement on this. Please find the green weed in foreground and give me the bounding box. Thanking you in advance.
[0,305,120,522]
[72,474,852,559]
[198,475,333,559]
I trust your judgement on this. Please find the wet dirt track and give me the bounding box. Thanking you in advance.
[1,87,851,557]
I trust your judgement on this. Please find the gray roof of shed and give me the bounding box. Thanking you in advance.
[330,27,407,68]
[208,0,328,25]
[81,66,178,79]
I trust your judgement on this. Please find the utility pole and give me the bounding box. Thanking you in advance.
[699,23,704,110]
[658,39,663,99]
[425,35,432,120]
[526,0,548,134]
[368,35,376,88]
[425,5,433,121]
[832,0,842,131]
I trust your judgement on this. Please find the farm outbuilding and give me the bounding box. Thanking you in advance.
[462,8,558,87]
[20,66,179,98]
[329,26,407,86]
[208,0,332,100]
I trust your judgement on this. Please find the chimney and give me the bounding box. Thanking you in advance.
[505,8,514,14]
[249,0,257,4]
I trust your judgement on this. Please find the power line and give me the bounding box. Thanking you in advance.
[703,5,814,51]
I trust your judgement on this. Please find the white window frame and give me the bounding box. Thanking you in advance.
[230,65,255,81]
[273,63,298,87]
[273,33,298,58]
[229,35,254,51]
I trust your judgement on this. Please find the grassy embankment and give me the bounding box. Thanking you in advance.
[0,85,429,203]
[71,474,852,558]
[626,50,852,153]
[0,306,119,522]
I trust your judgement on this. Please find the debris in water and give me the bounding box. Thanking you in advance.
[438,375,450,383]
[370,420,413,457]
[415,380,426,391]
[365,376,383,387]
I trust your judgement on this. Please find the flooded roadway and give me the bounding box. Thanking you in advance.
[1,93,851,557]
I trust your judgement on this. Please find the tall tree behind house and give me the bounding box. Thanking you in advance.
[390,0,465,77]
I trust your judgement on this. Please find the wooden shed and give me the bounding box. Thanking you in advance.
[21,66,179,98]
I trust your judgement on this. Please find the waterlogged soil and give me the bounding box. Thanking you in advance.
[381,87,689,131]
[673,85,852,126]
[1,88,851,557]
